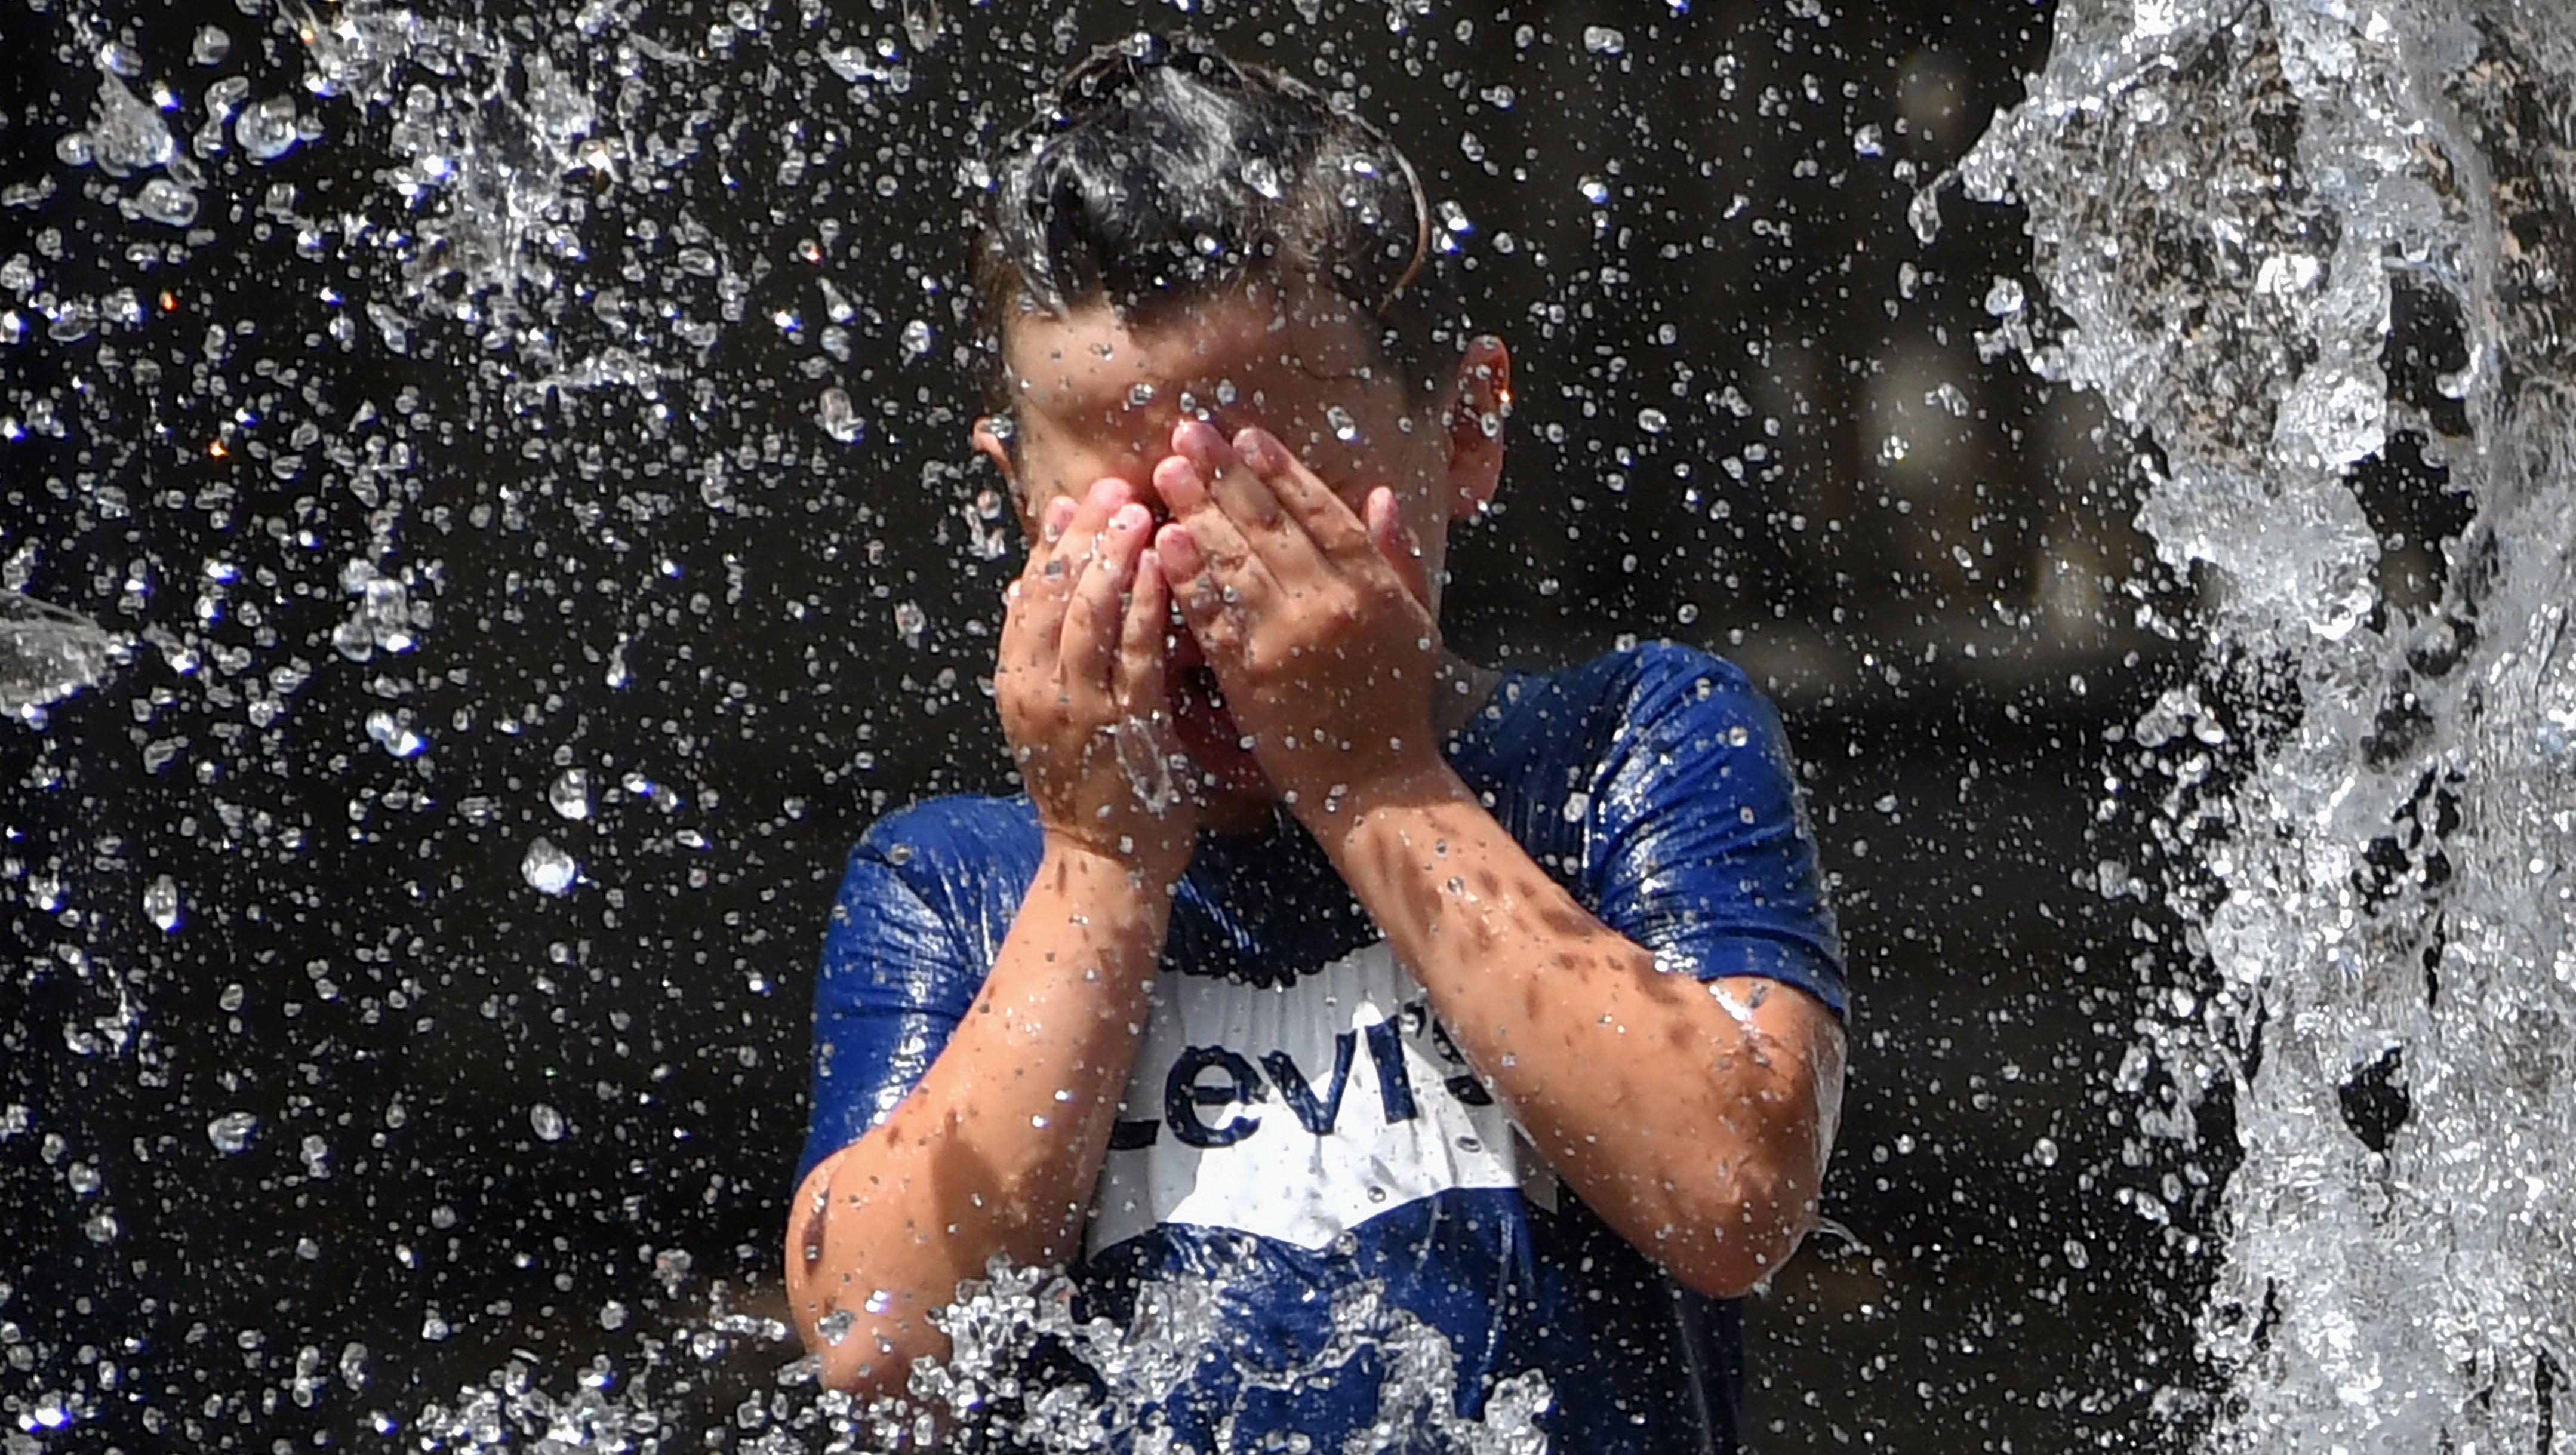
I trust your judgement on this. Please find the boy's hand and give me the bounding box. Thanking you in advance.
[1150,421,1442,816]
[998,478,1199,878]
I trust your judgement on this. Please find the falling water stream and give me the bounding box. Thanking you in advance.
[5,0,2573,1448]
[1940,1,2576,1449]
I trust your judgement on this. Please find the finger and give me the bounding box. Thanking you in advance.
[1233,425,1371,562]
[1117,546,1171,713]
[1063,502,1152,689]
[1172,419,1284,535]
[1365,485,1433,606]
[1010,500,1080,656]
[1034,479,1137,588]
[1040,493,1078,546]
[1151,456,1278,615]
[1153,518,1242,656]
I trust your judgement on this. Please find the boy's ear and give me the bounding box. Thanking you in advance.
[1443,336,1511,521]
[970,415,1025,509]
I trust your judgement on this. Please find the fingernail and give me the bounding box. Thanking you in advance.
[1110,502,1150,533]
[1174,420,1223,473]
[1155,456,1205,501]
[1042,496,1076,540]
[1233,427,1278,470]
[1087,478,1122,507]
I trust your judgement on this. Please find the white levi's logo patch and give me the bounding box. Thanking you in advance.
[1085,940,1555,1257]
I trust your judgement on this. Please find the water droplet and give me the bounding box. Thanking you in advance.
[521,837,577,896]
[143,873,180,933]
[2032,1136,2059,1167]
[133,178,197,228]
[1127,382,1156,409]
[190,26,232,64]
[1326,404,1359,443]
[1852,124,1885,157]
[898,318,932,362]
[1983,276,2025,317]
[364,709,424,758]
[598,1300,627,1330]
[207,1111,257,1155]
[548,768,592,820]
[530,1103,566,1141]
[1582,25,1626,55]
[1577,175,1611,205]
[235,96,300,163]
[205,75,248,120]
[818,1308,857,1345]
[1241,157,1283,199]
[817,387,861,443]
[1636,407,1669,435]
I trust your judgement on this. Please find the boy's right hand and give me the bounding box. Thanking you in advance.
[997,478,1199,880]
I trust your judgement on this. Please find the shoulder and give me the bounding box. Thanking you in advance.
[1480,641,1780,753]
[1499,642,1811,832]
[1450,642,1801,856]
[825,794,1042,942]
[852,793,1043,870]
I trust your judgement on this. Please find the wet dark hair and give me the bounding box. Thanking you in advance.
[967,31,1463,416]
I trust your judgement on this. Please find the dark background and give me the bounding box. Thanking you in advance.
[2,0,2224,1448]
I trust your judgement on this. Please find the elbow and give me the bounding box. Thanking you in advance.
[787,1252,941,1399]
[1655,1155,1823,1300]
[783,1152,939,1399]
[804,1316,921,1401]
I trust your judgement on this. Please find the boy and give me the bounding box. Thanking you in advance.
[788,32,1847,1452]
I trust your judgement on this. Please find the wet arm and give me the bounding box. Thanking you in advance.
[784,843,1170,1394]
[1316,763,1844,1298]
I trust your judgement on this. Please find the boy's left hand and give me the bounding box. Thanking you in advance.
[1150,420,1442,813]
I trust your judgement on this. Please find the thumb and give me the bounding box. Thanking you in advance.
[1365,487,1433,606]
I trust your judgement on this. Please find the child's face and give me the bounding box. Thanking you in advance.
[971,279,1509,798]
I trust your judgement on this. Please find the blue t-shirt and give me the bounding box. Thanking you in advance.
[798,643,1845,1453]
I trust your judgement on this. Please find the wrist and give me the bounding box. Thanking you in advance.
[1037,827,1193,905]
[1296,756,1470,850]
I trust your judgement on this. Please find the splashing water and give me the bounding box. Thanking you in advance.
[25,0,2572,1441]
[0,590,118,721]
[1936,1,2576,1447]
[402,1260,1549,1453]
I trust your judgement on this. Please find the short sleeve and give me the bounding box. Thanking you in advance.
[794,816,990,1185]
[1583,646,1846,1017]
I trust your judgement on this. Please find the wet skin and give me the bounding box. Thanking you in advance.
[786,281,1847,1396]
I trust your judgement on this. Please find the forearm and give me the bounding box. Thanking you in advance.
[787,841,1172,1392]
[1315,764,1832,1296]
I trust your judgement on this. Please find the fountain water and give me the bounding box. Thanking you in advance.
[1932,1,2576,1448]
[16,0,2569,1447]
